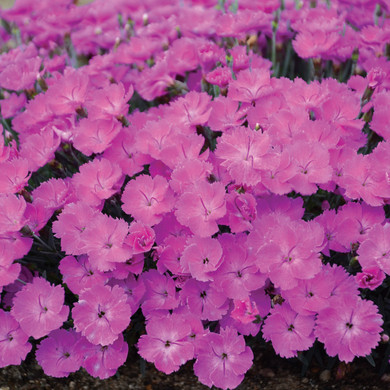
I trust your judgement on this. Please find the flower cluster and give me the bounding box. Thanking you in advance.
[1,0,390,388]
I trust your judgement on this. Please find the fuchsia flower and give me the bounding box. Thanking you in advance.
[138,314,194,374]
[11,277,69,339]
[194,327,253,390]
[315,296,383,363]
[72,284,132,346]
[36,329,83,377]
[0,309,31,368]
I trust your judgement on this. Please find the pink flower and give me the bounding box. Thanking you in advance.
[315,296,383,363]
[140,270,180,315]
[215,126,272,186]
[126,221,155,254]
[138,314,194,374]
[122,175,175,226]
[81,333,128,379]
[11,277,69,339]
[262,303,316,358]
[228,68,272,104]
[59,255,107,295]
[72,118,122,156]
[72,158,123,207]
[194,327,253,390]
[180,236,223,282]
[355,267,386,290]
[46,69,89,115]
[53,201,99,256]
[175,181,226,237]
[72,284,132,346]
[85,82,133,120]
[81,213,132,272]
[179,279,229,321]
[0,309,31,368]
[0,194,26,235]
[35,329,83,378]
[0,92,26,118]
[207,96,247,132]
[0,158,31,194]
[205,67,232,88]
[231,297,260,325]
[358,223,390,274]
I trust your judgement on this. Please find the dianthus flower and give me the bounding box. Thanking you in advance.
[262,303,316,358]
[11,277,69,339]
[315,296,383,363]
[0,309,31,367]
[36,329,83,377]
[138,314,194,374]
[72,284,132,346]
[194,327,253,390]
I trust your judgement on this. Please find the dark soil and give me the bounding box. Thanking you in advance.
[1,342,390,390]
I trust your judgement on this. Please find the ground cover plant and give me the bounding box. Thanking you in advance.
[1,0,390,388]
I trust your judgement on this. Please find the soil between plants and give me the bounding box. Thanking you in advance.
[1,342,389,390]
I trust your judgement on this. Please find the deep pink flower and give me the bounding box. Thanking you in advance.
[355,267,386,290]
[315,296,383,363]
[194,327,253,390]
[138,314,194,374]
[36,329,83,378]
[32,178,75,214]
[0,309,31,368]
[11,277,69,339]
[72,284,132,346]
[126,221,156,254]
